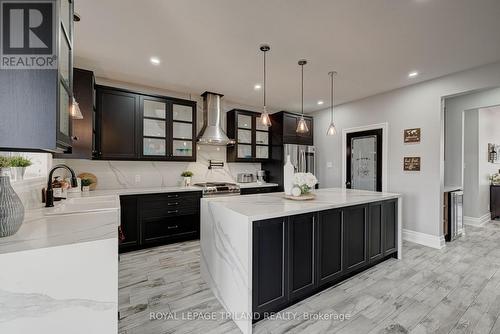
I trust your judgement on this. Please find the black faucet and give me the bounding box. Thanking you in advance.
[45,164,78,207]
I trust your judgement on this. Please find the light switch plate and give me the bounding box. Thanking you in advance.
[326,162,333,168]
[135,175,141,183]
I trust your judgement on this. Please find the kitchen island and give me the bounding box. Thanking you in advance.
[200,188,402,334]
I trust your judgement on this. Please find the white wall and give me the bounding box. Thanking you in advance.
[463,110,479,218]
[313,61,500,239]
[444,87,500,188]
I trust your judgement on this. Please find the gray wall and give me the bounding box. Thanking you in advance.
[463,110,479,218]
[444,87,500,188]
[313,61,500,238]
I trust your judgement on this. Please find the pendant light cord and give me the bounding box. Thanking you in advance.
[263,49,266,109]
[330,72,334,123]
[301,63,304,116]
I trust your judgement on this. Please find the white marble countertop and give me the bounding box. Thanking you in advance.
[202,187,401,221]
[0,200,119,255]
[66,183,279,198]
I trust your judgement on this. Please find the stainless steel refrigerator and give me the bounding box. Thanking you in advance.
[284,144,316,175]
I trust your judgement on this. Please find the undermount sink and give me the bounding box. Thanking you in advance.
[43,195,119,216]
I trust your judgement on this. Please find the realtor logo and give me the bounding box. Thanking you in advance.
[1,0,56,69]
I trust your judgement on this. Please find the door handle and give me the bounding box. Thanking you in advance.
[168,210,178,214]
[167,202,179,206]
[167,225,179,229]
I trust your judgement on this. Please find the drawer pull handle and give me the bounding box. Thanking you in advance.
[167,194,179,198]
[167,202,179,206]
[167,225,179,229]
[168,210,178,214]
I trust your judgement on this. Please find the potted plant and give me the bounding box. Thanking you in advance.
[0,156,10,176]
[81,178,92,192]
[181,171,193,187]
[9,156,32,181]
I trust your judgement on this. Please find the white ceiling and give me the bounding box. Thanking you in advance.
[74,0,500,113]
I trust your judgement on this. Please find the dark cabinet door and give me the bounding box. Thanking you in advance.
[383,200,398,255]
[119,196,138,252]
[317,209,343,287]
[288,213,317,301]
[282,113,299,143]
[97,88,139,159]
[368,203,383,262]
[491,186,500,219]
[253,218,288,316]
[343,205,368,273]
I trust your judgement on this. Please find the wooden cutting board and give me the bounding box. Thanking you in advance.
[77,172,98,191]
[284,193,316,201]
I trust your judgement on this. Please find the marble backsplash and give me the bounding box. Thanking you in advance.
[54,146,262,189]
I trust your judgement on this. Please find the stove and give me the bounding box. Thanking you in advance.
[194,182,241,197]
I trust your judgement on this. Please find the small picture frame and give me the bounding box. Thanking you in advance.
[404,128,421,143]
[404,157,421,171]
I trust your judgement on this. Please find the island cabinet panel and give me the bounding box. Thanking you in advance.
[119,196,139,252]
[251,199,397,320]
[343,205,368,273]
[368,203,384,262]
[288,213,317,301]
[317,209,343,287]
[252,218,289,315]
[383,200,398,255]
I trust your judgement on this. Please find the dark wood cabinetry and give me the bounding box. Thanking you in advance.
[288,213,316,301]
[491,185,500,219]
[252,217,288,315]
[317,209,343,287]
[227,109,271,162]
[97,88,139,159]
[94,86,197,161]
[343,205,368,272]
[272,111,314,146]
[240,186,279,195]
[119,191,202,253]
[252,199,398,320]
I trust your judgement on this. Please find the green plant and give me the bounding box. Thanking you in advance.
[0,156,10,168]
[9,156,32,167]
[181,171,193,177]
[81,178,92,187]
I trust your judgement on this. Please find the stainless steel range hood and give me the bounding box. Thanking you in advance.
[197,92,235,145]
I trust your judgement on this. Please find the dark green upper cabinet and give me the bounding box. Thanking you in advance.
[94,85,196,161]
[227,109,270,162]
[0,0,73,152]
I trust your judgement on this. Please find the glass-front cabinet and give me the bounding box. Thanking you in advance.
[140,96,196,161]
[227,109,270,162]
[56,0,74,150]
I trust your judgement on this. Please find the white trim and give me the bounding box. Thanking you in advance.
[341,123,389,192]
[463,213,491,226]
[402,229,446,249]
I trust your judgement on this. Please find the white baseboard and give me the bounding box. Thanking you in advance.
[402,229,445,249]
[463,213,491,226]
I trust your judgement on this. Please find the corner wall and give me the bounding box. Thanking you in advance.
[313,62,500,240]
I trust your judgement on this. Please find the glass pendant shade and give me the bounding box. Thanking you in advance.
[260,109,271,127]
[296,116,309,133]
[71,97,83,119]
[326,122,337,136]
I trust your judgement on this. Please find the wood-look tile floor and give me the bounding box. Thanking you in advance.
[119,221,500,334]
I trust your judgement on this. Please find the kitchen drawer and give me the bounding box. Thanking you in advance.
[141,215,198,245]
[138,192,201,219]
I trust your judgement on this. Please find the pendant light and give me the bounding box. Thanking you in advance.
[259,44,271,127]
[326,71,338,136]
[71,97,83,119]
[296,59,309,134]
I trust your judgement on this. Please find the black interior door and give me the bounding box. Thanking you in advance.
[346,129,382,191]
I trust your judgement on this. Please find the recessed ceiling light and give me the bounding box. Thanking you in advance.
[254,84,262,90]
[150,57,160,65]
[317,100,324,105]
[408,71,419,78]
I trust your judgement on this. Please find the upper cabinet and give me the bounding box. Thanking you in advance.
[0,0,74,152]
[94,85,196,162]
[270,111,314,146]
[226,109,271,162]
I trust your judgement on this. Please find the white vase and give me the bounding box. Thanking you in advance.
[183,177,192,187]
[283,155,294,195]
[82,186,90,192]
